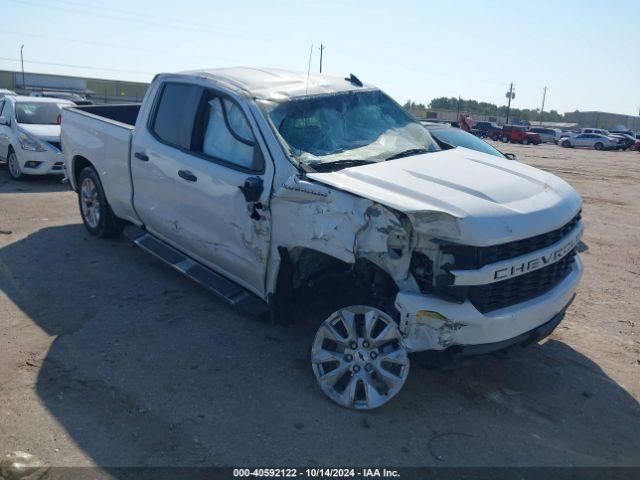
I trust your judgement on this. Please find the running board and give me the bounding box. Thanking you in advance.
[123,225,269,317]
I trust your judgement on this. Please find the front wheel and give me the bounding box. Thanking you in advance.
[594,142,604,151]
[522,138,530,145]
[311,305,409,410]
[561,140,571,148]
[78,166,123,238]
[7,151,24,180]
[501,135,510,143]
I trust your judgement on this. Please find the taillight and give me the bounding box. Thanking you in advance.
[56,114,61,125]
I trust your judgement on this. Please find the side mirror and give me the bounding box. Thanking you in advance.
[504,152,517,160]
[239,176,263,203]
[0,116,8,126]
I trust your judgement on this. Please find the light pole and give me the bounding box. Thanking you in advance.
[20,44,25,89]
[505,82,515,124]
[539,86,547,125]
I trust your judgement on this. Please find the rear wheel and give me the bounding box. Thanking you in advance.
[7,150,24,180]
[78,166,123,238]
[594,142,604,151]
[501,135,509,143]
[491,134,498,141]
[561,140,571,148]
[522,137,530,145]
[311,305,409,410]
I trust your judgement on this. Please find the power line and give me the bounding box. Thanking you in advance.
[0,56,152,76]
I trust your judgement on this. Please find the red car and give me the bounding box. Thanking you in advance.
[635,139,640,152]
[497,125,542,145]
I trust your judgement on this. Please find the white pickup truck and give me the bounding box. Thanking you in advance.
[61,68,584,410]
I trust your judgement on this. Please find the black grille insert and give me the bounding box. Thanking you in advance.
[443,212,581,269]
[47,141,62,151]
[466,249,577,313]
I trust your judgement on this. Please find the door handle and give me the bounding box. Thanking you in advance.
[178,170,197,182]
[134,152,149,162]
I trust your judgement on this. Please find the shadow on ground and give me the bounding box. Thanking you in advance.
[0,224,638,469]
[0,164,68,194]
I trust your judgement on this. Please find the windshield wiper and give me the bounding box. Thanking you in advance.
[385,148,430,160]
[309,159,374,172]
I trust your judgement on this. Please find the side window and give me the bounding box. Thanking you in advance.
[192,91,262,171]
[151,83,202,149]
[0,100,6,118]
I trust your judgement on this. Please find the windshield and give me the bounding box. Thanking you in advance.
[263,90,439,167]
[15,102,63,125]
[429,127,505,159]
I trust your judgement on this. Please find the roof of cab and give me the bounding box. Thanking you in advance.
[173,67,374,101]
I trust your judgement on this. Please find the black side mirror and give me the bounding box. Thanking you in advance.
[239,176,263,203]
[504,153,517,160]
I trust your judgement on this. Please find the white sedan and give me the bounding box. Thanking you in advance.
[559,133,618,150]
[0,95,74,180]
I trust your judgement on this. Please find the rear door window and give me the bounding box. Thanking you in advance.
[151,83,202,149]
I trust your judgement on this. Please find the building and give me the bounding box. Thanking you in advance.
[564,111,640,131]
[0,69,149,104]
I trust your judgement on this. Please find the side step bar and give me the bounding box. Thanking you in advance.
[123,225,269,317]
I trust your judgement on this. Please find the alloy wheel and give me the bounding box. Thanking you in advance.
[80,177,101,229]
[7,152,21,179]
[311,305,409,410]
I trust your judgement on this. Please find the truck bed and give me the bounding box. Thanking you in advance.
[69,104,141,128]
[61,104,142,224]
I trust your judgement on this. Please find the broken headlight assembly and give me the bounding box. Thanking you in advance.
[409,251,434,293]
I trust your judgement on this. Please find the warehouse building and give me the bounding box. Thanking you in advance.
[0,69,149,104]
[564,110,640,131]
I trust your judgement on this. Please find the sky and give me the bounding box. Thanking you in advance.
[1,0,638,116]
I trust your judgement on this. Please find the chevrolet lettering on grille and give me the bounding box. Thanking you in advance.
[449,224,583,287]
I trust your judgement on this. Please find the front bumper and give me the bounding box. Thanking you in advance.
[15,148,65,175]
[395,255,582,352]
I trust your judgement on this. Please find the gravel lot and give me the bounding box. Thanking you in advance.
[0,143,638,469]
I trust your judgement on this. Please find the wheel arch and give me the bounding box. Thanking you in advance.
[71,155,94,191]
[269,245,399,324]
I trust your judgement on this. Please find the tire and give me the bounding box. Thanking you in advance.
[7,150,24,180]
[491,134,498,141]
[501,135,509,143]
[522,138,530,145]
[77,166,123,238]
[533,140,541,145]
[310,303,409,410]
[594,142,603,151]
[561,140,571,148]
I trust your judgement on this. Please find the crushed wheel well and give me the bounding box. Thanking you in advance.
[271,247,399,324]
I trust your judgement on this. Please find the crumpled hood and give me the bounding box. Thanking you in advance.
[18,123,61,142]
[307,147,582,246]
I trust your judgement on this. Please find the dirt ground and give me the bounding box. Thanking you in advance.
[0,143,638,470]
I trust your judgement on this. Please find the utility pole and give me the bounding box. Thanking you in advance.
[505,82,515,124]
[20,44,25,89]
[319,44,325,73]
[456,96,461,119]
[539,86,547,125]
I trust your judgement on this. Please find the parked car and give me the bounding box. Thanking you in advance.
[527,127,556,143]
[474,121,502,138]
[421,122,516,160]
[497,125,541,144]
[608,133,636,150]
[635,139,640,151]
[0,88,16,99]
[61,68,584,410]
[0,95,73,179]
[609,129,635,137]
[30,91,93,106]
[581,128,610,136]
[560,133,617,150]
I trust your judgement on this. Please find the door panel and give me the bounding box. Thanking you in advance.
[130,81,272,297]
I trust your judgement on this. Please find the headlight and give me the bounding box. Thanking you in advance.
[409,211,461,241]
[18,133,46,152]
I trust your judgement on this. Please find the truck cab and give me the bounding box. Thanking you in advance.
[61,68,583,410]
